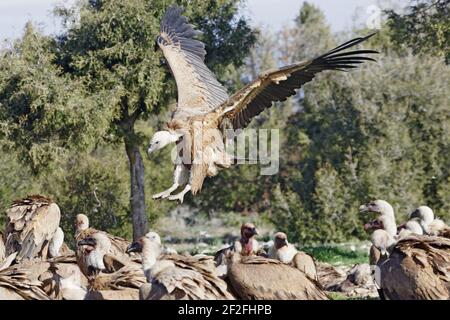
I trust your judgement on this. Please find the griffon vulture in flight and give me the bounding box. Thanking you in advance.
[148,5,378,202]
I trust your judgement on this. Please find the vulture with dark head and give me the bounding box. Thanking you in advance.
[361,200,450,300]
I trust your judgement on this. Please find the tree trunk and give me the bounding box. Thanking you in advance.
[124,137,149,241]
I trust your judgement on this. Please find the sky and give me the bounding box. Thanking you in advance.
[0,0,408,41]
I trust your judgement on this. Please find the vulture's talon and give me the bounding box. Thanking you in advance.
[168,194,184,203]
[152,192,169,199]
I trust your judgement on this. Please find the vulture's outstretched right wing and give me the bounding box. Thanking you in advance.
[157,5,229,120]
[217,33,378,129]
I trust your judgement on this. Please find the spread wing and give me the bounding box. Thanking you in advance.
[157,5,228,120]
[217,33,378,129]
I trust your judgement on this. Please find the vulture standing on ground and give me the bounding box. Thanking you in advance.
[76,232,127,278]
[147,5,378,203]
[76,232,146,300]
[361,200,450,300]
[4,195,61,262]
[224,253,328,300]
[408,206,450,238]
[127,232,235,300]
[214,222,260,266]
[268,232,318,281]
[75,214,136,266]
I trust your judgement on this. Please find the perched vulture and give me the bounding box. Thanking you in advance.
[360,199,450,300]
[214,222,261,269]
[75,214,136,265]
[127,232,235,300]
[147,5,378,202]
[360,199,399,299]
[268,232,318,281]
[225,254,328,300]
[377,235,450,300]
[0,266,49,300]
[4,195,61,261]
[397,217,424,238]
[76,232,127,278]
[76,232,145,300]
[408,206,450,238]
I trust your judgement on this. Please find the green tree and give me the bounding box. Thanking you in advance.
[386,0,450,63]
[0,0,256,240]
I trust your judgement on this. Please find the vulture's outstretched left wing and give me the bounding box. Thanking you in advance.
[217,33,378,129]
[157,5,228,120]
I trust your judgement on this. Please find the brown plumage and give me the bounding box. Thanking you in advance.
[87,264,146,295]
[214,223,262,277]
[127,233,235,300]
[75,214,135,276]
[0,266,50,300]
[76,232,144,300]
[148,5,378,202]
[226,254,328,300]
[4,195,61,261]
[315,262,347,290]
[76,231,127,279]
[16,254,88,300]
[268,232,318,281]
[0,232,5,262]
[369,245,381,266]
[378,235,450,300]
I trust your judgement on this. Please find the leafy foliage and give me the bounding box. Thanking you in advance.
[385,0,450,63]
[0,0,256,238]
[0,1,448,246]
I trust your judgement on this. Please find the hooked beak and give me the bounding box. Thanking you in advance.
[250,228,258,236]
[126,241,143,253]
[408,208,420,219]
[359,204,369,213]
[77,238,96,247]
[147,145,155,158]
[397,222,407,232]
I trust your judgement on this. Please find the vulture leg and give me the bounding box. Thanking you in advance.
[168,184,191,203]
[152,165,188,199]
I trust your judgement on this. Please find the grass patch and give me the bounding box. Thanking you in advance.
[302,245,368,266]
[327,292,379,300]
